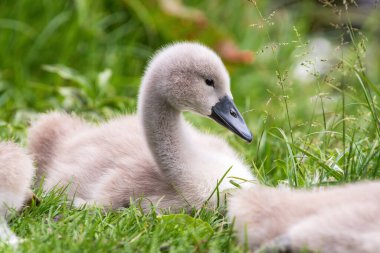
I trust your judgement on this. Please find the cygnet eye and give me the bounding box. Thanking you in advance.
[205,79,215,88]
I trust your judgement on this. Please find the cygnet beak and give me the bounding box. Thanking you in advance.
[209,96,253,142]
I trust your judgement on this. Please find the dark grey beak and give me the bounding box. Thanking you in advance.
[209,96,253,142]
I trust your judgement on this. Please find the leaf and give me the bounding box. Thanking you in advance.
[42,64,90,88]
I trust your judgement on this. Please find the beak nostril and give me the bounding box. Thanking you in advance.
[210,96,252,142]
[230,109,237,118]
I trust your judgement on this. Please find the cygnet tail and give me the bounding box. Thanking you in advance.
[28,112,86,182]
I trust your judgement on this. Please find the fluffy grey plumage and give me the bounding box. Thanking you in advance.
[0,142,35,246]
[228,182,380,252]
[28,42,255,211]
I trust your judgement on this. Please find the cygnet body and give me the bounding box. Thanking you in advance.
[228,182,380,252]
[0,142,35,246]
[28,42,255,211]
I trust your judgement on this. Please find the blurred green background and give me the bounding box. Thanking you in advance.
[1,0,380,186]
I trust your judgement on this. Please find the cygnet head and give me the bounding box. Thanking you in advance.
[139,42,253,142]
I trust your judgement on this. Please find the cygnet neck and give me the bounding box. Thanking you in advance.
[139,87,190,182]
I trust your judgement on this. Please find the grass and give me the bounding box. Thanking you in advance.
[2,187,237,253]
[1,0,380,252]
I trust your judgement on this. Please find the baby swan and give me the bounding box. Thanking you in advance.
[28,42,255,211]
[0,142,35,246]
[228,182,380,252]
